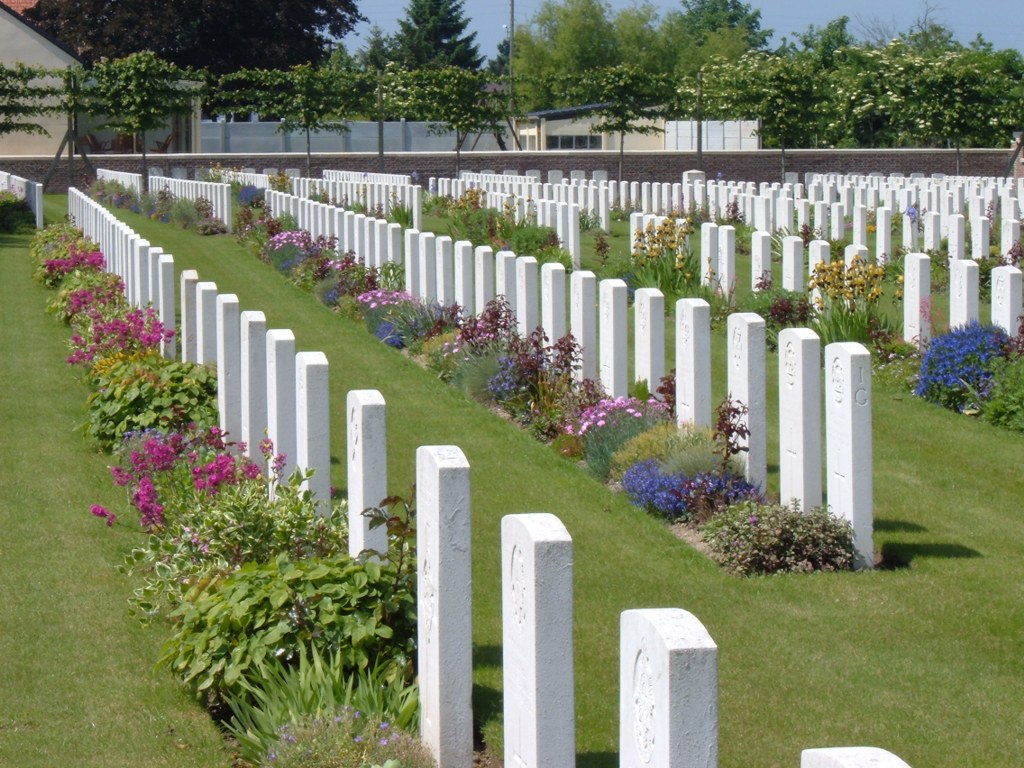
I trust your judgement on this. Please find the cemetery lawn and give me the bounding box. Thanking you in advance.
[0,222,232,768]
[16,194,1024,768]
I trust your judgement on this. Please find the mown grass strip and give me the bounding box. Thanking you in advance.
[0,225,231,768]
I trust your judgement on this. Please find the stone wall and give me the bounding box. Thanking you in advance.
[4,147,1021,193]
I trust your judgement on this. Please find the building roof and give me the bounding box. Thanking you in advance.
[1,0,38,14]
[0,0,86,64]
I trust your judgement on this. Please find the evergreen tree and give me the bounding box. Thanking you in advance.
[391,0,484,70]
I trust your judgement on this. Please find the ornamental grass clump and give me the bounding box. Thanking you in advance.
[702,500,854,576]
[915,321,1008,412]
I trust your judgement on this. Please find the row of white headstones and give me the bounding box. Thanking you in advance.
[67,185,908,768]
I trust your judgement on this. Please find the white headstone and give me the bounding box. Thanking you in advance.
[195,281,218,365]
[751,231,771,290]
[778,328,822,511]
[801,747,912,768]
[502,514,575,768]
[347,389,388,558]
[295,351,330,516]
[600,279,628,398]
[435,235,454,306]
[634,288,665,394]
[990,265,1023,336]
[475,245,495,311]
[216,294,242,442]
[700,223,719,287]
[417,446,473,768]
[782,235,804,292]
[570,270,598,381]
[903,253,931,346]
[157,254,175,359]
[727,313,766,489]
[541,262,567,343]
[717,224,736,296]
[454,240,475,316]
[179,269,199,363]
[516,256,539,337]
[675,298,711,428]
[240,311,268,466]
[949,258,979,329]
[619,609,717,768]
[266,329,296,482]
[825,342,873,570]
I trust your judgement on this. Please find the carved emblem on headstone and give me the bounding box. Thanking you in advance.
[510,544,527,626]
[632,639,656,764]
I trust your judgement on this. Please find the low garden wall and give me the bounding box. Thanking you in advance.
[4,147,1021,192]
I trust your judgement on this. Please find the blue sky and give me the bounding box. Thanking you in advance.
[344,0,1024,63]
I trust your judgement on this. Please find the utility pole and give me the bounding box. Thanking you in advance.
[696,70,704,171]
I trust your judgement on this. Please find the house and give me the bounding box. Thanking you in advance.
[0,1,200,157]
[514,104,760,153]
[0,0,85,156]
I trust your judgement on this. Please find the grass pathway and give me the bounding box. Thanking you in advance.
[0,228,230,767]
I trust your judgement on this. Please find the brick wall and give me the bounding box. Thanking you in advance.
[3,147,1020,193]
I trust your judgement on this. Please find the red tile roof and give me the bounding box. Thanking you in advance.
[1,0,38,13]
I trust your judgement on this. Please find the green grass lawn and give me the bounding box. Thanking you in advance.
[0,223,231,768]
[6,194,1024,768]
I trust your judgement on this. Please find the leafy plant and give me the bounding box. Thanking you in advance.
[702,500,854,576]
[84,352,218,449]
[161,553,417,702]
[0,190,36,233]
[979,355,1024,431]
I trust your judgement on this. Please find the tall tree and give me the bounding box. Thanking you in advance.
[216,65,369,176]
[390,0,483,70]
[89,52,205,190]
[513,0,619,110]
[678,0,771,50]
[0,63,55,140]
[26,0,364,74]
[395,67,505,173]
[555,64,673,181]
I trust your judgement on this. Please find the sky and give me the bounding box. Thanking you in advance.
[343,0,1024,64]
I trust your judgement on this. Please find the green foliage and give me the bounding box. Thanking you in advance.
[161,553,416,701]
[980,355,1024,431]
[256,708,434,768]
[223,651,421,765]
[26,0,363,75]
[0,191,35,233]
[84,352,218,449]
[0,62,55,138]
[390,0,483,70]
[215,65,368,175]
[89,52,204,149]
[608,421,719,481]
[121,476,350,622]
[30,221,99,278]
[702,500,854,576]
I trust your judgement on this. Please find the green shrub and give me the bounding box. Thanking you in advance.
[702,500,854,576]
[30,222,99,279]
[224,650,421,765]
[0,190,35,233]
[608,422,718,481]
[981,355,1024,431]
[122,476,349,621]
[170,197,201,229]
[160,553,416,701]
[84,351,218,449]
[196,216,228,236]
